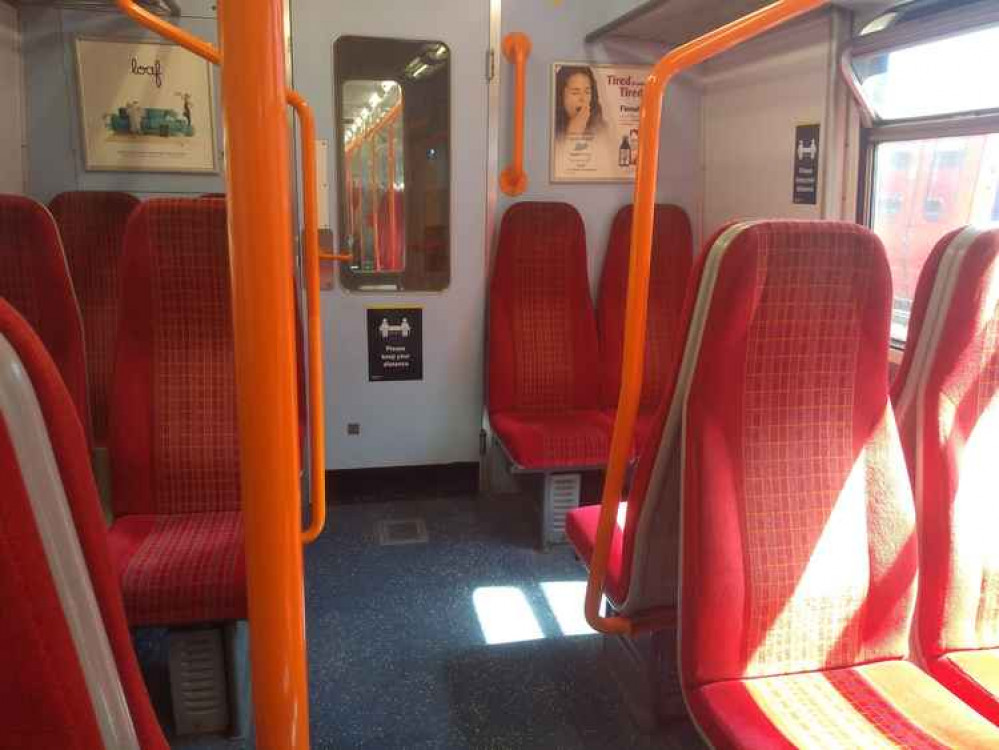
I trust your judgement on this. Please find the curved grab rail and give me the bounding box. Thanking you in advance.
[499,32,531,196]
[116,0,331,544]
[285,90,327,544]
[584,0,828,636]
[117,0,219,61]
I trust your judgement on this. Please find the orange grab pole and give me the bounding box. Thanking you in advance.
[499,32,531,196]
[585,0,828,636]
[116,0,331,546]
[218,0,312,745]
[286,90,327,544]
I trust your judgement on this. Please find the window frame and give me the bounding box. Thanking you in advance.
[850,4,999,349]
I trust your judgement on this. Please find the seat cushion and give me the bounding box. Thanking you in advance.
[688,660,999,749]
[928,649,999,725]
[491,410,613,470]
[109,512,247,626]
[566,503,626,605]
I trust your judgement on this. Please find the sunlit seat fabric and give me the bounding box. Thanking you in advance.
[0,299,167,749]
[0,193,90,441]
[597,204,692,453]
[488,202,611,470]
[109,198,246,626]
[672,221,999,748]
[690,661,999,748]
[49,191,139,444]
[892,226,999,724]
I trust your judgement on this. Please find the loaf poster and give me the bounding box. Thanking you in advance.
[75,38,217,173]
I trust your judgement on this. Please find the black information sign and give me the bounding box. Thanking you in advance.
[792,123,820,205]
[367,307,423,382]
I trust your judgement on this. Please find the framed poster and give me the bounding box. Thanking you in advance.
[550,62,650,183]
[75,37,218,173]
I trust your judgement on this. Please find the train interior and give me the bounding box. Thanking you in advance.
[2,0,999,747]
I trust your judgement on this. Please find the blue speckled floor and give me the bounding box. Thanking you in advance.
[140,494,703,749]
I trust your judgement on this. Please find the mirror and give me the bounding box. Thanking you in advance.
[334,36,451,292]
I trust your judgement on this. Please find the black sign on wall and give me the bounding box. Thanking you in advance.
[367,307,423,382]
[792,123,821,205]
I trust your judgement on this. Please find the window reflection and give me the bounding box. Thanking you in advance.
[334,37,450,292]
[871,133,999,342]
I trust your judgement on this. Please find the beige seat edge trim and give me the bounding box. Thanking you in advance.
[0,334,140,750]
[894,226,982,513]
[622,221,755,615]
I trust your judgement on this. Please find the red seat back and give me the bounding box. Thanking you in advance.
[49,191,140,444]
[892,227,999,662]
[110,198,241,517]
[675,221,914,686]
[488,202,600,415]
[597,204,692,410]
[0,194,90,442]
[0,299,167,749]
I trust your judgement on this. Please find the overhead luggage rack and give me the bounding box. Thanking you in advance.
[13,0,180,16]
[586,0,775,45]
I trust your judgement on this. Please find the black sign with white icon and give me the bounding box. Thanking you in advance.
[792,123,820,205]
[367,308,423,382]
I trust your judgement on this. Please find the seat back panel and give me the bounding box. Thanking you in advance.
[0,299,167,750]
[0,194,89,440]
[894,227,999,659]
[111,199,240,517]
[676,222,912,686]
[488,202,600,415]
[598,204,692,411]
[49,192,140,443]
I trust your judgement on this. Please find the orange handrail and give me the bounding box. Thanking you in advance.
[286,89,327,544]
[499,32,531,196]
[585,0,827,636]
[115,0,330,546]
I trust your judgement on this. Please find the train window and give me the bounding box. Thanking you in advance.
[334,36,451,292]
[870,134,999,342]
[849,13,999,344]
[850,24,999,122]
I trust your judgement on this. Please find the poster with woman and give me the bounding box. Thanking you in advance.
[550,62,649,183]
[75,37,218,173]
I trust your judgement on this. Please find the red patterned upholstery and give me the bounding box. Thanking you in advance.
[673,221,999,747]
[597,204,692,418]
[109,198,246,626]
[0,299,167,749]
[893,227,999,724]
[109,513,246,626]
[488,202,610,470]
[49,191,139,444]
[0,194,90,442]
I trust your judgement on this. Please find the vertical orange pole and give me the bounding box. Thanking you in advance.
[217,1,310,747]
[387,122,397,270]
[370,137,380,271]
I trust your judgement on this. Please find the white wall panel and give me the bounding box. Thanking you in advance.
[698,12,847,239]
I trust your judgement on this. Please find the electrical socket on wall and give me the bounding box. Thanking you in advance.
[347,423,360,436]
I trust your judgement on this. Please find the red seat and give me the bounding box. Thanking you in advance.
[597,204,692,453]
[488,202,611,470]
[0,194,90,442]
[672,221,999,747]
[49,191,140,444]
[893,226,999,725]
[0,299,167,749]
[109,198,246,627]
